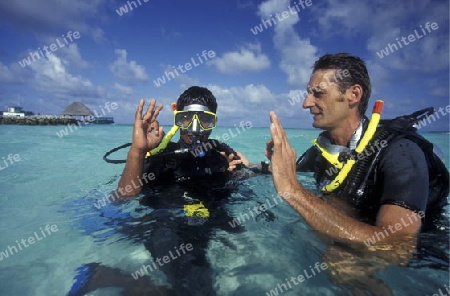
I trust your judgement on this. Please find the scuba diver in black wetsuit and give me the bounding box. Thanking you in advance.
[252,53,449,294]
[67,86,255,296]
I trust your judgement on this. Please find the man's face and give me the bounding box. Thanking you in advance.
[302,69,350,130]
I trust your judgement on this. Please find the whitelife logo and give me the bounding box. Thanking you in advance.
[131,243,193,280]
[0,224,59,261]
[18,31,81,68]
[153,50,216,87]
[250,0,313,35]
[376,22,439,59]
[56,102,118,139]
[363,211,425,247]
[191,121,253,157]
[265,261,329,296]
[115,0,149,16]
[0,153,21,171]
[415,104,450,130]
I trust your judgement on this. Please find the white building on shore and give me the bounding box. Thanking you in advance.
[2,106,26,117]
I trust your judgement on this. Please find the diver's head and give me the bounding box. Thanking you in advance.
[310,53,371,117]
[176,86,217,113]
[175,86,218,146]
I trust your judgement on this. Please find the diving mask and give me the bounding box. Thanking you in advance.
[174,104,217,133]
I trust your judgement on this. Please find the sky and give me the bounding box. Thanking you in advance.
[0,0,448,131]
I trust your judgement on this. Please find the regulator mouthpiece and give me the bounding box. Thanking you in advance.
[190,135,206,157]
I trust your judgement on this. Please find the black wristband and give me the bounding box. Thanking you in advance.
[261,161,270,174]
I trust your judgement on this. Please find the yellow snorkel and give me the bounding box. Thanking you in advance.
[312,139,345,170]
[321,100,384,193]
[146,124,179,157]
[104,102,209,163]
[146,103,179,158]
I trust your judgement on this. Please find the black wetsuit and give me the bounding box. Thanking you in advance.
[139,139,243,295]
[144,140,232,188]
[68,140,244,296]
[297,130,448,228]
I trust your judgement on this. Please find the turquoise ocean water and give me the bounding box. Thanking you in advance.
[0,124,448,295]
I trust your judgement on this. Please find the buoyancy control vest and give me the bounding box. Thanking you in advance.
[296,107,449,224]
[145,139,237,184]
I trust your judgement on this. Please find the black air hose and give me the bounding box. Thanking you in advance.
[341,129,392,199]
[103,143,131,164]
[341,107,436,199]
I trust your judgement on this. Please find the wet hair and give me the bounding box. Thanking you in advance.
[312,53,371,116]
[176,86,218,113]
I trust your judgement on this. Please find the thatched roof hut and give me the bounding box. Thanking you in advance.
[61,102,94,116]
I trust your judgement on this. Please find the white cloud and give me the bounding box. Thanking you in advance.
[206,83,311,127]
[0,52,100,99]
[0,62,29,84]
[257,0,318,87]
[53,43,90,70]
[314,0,372,34]
[109,49,149,83]
[367,24,448,72]
[208,43,270,74]
[314,0,448,73]
[114,83,134,95]
[29,54,103,98]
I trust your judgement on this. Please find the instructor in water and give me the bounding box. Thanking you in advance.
[267,53,448,246]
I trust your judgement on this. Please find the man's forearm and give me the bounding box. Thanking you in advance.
[117,147,146,197]
[282,186,392,244]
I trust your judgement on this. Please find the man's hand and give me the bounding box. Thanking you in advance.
[220,151,243,171]
[117,99,164,197]
[220,150,257,171]
[132,99,164,153]
[269,111,301,195]
[234,151,252,168]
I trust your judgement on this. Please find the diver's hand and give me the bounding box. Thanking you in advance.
[132,99,164,153]
[220,151,243,171]
[265,139,274,160]
[269,111,301,194]
[234,151,253,168]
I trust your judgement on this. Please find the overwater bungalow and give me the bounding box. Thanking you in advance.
[61,102,114,124]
